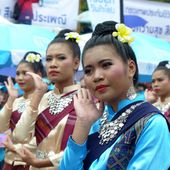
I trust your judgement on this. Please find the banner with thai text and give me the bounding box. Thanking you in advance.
[0,0,16,21]
[32,0,79,30]
[0,0,79,30]
[87,0,122,29]
[124,0,170,42]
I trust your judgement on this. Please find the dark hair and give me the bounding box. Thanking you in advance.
[153,60,170,78]
[82,21,138,85]
[18,51,46,77]
[47,29,81,59]
[135,83,147,90]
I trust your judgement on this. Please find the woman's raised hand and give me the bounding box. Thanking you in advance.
[72,88,104,144]
[26,72,48,95]
[74,88,104,126]
[4,77,18,99]
[145,89,158,104]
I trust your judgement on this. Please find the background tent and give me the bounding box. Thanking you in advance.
[0,23,56,78]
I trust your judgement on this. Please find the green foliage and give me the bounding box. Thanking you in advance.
[80,0,88,12]
[79,0,92,34]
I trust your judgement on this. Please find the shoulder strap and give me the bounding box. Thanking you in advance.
[83,102,167,170]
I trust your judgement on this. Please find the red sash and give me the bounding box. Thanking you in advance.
[60,108,76,150]
[35,91,77,148]
[10,110,22,131]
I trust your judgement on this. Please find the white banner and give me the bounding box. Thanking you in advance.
[124,0,170,42]
[0,0,16,21]
[0,0,79,30]
[87,0,122,29]
[32,0,79,30]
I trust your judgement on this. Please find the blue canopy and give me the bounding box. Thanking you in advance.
[0,66,16,78]
[0,23,56,67]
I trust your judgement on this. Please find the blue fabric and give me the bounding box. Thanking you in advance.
[0,85,7,92]
[0,148,5,161]
[0,160,4,170]
[59,97,170,170]
[84,101,157,169]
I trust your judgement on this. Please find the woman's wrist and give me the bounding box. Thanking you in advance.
[33,158,53,168]
[76,118,94,127]
[6,97,15,110]
[8,96,17,101]
[32,158,40,168]
[72,119,92,144]
[34,88,46,96]
[29,105,38,113]
[5,103,13,110]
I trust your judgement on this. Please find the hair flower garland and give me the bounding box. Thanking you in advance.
[166,62,170,69]
[64,32,81,43]
[25,53,41,63]
[112,23,134,44]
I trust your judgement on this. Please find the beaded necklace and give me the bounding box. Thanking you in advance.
[99,102,144,145]
[48,92,75,115]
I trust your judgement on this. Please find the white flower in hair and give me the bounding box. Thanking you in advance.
[25,53,41,63]
[34,54,41,62]
[64,32,81,43]
[166,62,170,69]
[26,53,35,63]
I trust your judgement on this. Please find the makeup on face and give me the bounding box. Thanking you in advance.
[16,63,35,91]
[83,45,128,102]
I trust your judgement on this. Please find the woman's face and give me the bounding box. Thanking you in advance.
[152,70,170,97]
[15,63,35,92]
[83,45,135,103]
[46,43,79,85]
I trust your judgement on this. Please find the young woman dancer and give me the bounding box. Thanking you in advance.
[12,29,81,170]
[0,51,45,170]
[58,21,170,170]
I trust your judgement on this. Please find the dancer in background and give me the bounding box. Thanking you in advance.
[152,61,170,123]
[0,51,45,170]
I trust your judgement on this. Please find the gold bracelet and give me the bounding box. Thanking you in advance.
[6,104,13,110]
[29,106,38,113]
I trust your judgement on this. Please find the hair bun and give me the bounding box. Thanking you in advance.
[92,21,118,37]
[157,60,169,67]
[55,29,73,39]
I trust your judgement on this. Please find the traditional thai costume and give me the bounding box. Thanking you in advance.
[0,96,36,170]
[13,84,80,170]
[154,96,170,124]
[58,96,170,170]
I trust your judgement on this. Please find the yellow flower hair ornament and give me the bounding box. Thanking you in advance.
[112,23,134,44]
[64,32,81,43]
[25,53,41,63]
